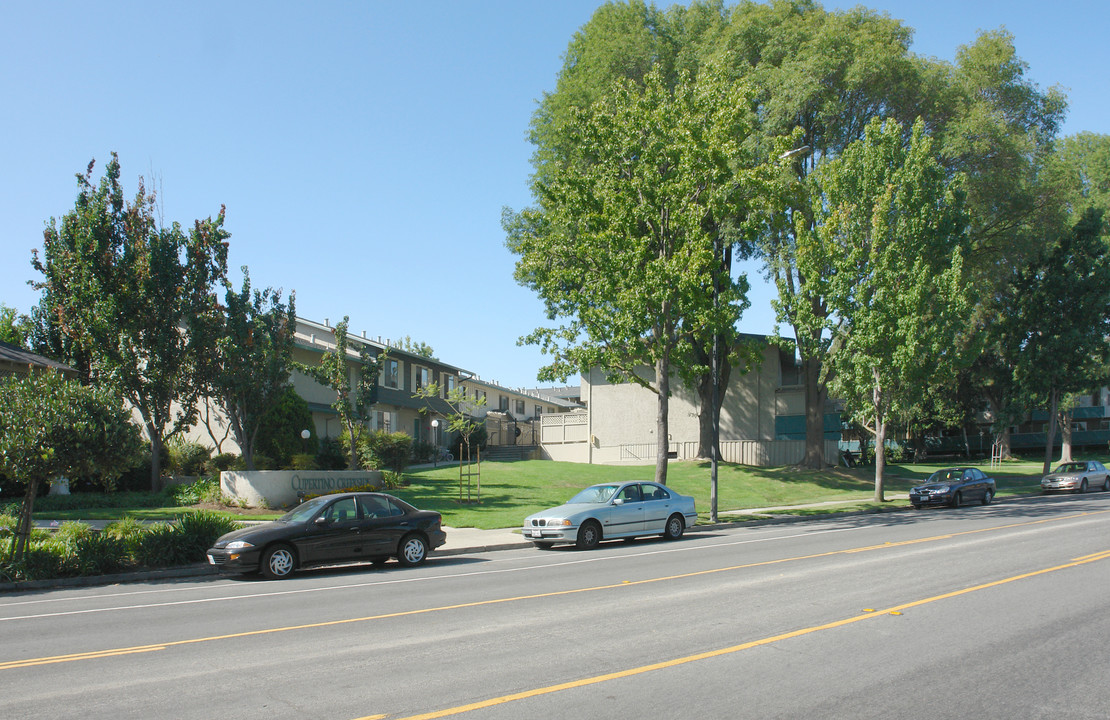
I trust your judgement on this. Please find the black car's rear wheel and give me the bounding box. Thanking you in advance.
[1103,477,1110,492]
[261,544,296,580]
[663,514,685,540]
[576,521,601,550]
[981,489,993,506]
[397,534,428,567]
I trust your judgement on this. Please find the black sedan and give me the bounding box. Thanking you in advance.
[910,467,996,509]
[206,492,447,579]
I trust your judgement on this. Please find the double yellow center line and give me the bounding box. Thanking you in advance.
[2,510,1107,677]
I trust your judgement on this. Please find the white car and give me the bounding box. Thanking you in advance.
[522,481,697,550]
[1041,461,1110,494]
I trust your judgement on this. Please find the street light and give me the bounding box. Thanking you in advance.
[431,419,440,467]
[778,145,812,161]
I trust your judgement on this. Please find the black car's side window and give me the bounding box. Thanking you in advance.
[360,496,402,519]
[323,498,358,524]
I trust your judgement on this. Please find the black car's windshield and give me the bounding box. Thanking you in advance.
[1054,462,1085,473]
[567,485,619,504]
[927,469,962,483]
[280,496,330,523]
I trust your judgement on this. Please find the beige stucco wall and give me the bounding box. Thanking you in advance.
[583,343,784,452]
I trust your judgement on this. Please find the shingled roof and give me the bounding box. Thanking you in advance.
[0,341,76,377]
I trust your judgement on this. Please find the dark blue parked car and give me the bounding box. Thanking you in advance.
[910,467,996,509]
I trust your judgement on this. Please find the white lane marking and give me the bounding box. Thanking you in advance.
[0,527,856,621]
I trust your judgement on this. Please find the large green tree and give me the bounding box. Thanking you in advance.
[0,305,30,348]
[31,155,228,489]
[720,0,929,467]
[200,269,297,470]
[1005,208,1110,475]
[0,371,143,563]
[529,1,750,462]
[508,66,761,485]
[808,118,969,500]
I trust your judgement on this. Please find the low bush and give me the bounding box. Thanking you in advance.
[61,533,131,576]
[135,512,240,568]
[168,440,212,477]
[362,431,412,473]
[167,476,222,506]
[206,452,239,474]
[291,453,318,470]
[316,437,348,470]
[104,516,148,557]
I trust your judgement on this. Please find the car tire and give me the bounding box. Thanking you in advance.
[261,544,296,580]
[981,490,993,506]
[397,533,428,567]
[576,521,601,550]
[663,514,685,541]
[1103,477,1110,492]
[949,492,962,509]
[1078,480,1088,494]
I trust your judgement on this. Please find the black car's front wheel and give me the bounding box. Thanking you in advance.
[261,544,296,580]
[397,533,428,567]
[949,492,962,508]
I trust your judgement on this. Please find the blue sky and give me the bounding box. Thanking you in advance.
[2,1,1106,390]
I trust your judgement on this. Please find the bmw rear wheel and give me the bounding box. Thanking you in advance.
[663,514,685,540]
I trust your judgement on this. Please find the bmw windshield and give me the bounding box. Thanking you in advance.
[566,485,620,504]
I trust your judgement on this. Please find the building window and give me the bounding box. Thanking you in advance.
[384,359,399,389]
[375,411,393,433]
[415,366,430,391]
[445,375,456,398]
[515,399,525,416]
[499,395,509,411]
[535,405,543,417]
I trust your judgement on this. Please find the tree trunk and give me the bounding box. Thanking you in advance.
[655,354,671,486]
[148,427,164,493]
[1059,409,1073,463]
[1042,388,1059,476]
[873,418,887,502]
[695,341,732,460]
[802,355,827,468]
[998,426,1012,460]
[9,478,40,563]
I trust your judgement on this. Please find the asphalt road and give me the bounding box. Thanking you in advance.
[2,492,1108,720]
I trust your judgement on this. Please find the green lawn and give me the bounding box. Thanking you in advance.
[385,457,1052,529]
[26,457,1068,530]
